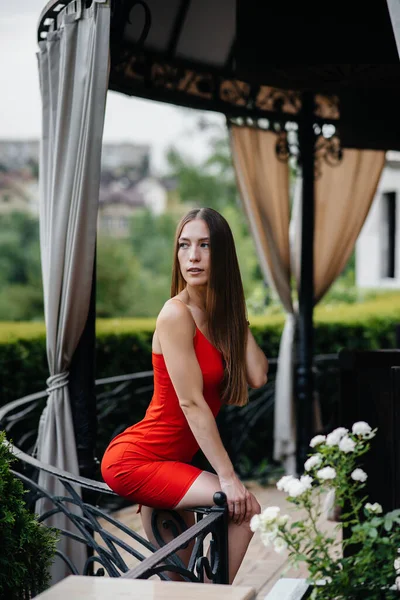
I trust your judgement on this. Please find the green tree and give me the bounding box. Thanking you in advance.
[166,125,237,211]
[96,236,140,318]
[0,212,41,287]
[129,209,177,276]
[0,212,44,321]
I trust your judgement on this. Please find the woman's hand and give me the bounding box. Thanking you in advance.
[219,473,252,525]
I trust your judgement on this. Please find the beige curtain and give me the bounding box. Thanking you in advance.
[230,126,297,474]
[313,149,385,301]
[36,0,110,583]
[231,125,384,475]
[291,149,385,301]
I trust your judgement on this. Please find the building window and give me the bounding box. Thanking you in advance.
[381,192,396,279]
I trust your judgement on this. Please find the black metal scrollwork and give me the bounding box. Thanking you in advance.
[123,493,229,583]
[228,93,343,176]
[5,442,229,583]
[314,133,343,177]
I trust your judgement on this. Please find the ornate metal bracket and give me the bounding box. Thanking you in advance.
[228,93,343,177]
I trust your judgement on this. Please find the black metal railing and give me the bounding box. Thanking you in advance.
[122,492,229,583]
[0,354,339,496]
[3,439,229,584]
[0,355,338,587]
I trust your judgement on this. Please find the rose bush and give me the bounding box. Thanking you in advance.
[251,422,400,599]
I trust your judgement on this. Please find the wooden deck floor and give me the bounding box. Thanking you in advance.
[101,482,341,599]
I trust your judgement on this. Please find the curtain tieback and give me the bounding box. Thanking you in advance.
[46,371,69,395]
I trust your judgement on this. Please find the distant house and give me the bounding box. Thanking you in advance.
[0,140,178,233]
[98,173,177,237]
[101,142,150,177]
[0,170,38,216]
[356,151,400,289]
[0,140,39,171]
[96,143,178,237]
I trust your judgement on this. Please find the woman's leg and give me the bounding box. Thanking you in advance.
[174,471,261,584]
[140,505,195,581]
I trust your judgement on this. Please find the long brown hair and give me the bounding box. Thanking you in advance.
[171,208,248,407]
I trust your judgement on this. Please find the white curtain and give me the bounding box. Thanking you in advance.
[36,0,110,582]
[387,0,400,57]
[231,125,384,475]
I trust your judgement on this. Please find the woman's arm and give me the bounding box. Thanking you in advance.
[245,325,269,389]
[156,300,251,523]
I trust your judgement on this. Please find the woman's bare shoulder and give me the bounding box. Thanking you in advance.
[156,297,194,334]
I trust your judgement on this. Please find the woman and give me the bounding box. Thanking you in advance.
[101,207,269,583]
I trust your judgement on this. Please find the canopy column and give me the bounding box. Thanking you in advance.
[296,92,316,473]
[68,258,97,480]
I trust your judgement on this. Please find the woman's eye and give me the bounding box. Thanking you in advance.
[201,243,209,248]
[179,242,188,248]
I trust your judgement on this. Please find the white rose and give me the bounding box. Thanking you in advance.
[250,514,261,532]
[286,477,310,498]
[365,502,383,515]
[326,427,348,447]
[352,421,375,439]
[277,514,290,527]
[316,466,336,481]
[394,558,400,573]
[260,506,280,525]
[339,436,356,453]
[276,475,295,492]
[351,468,367,482]
[273,536,288,554]
[304,454,322,471]
[396,576,400,591]
[260,529,278,547]
[310,435,326,448]
[316,577,333,585]
[300,474,313,490]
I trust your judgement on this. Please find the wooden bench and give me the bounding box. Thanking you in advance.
[34,576,256,599]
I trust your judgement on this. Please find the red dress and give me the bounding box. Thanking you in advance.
[101,326,224,509]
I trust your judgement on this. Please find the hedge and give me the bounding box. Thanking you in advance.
[0,294,400,408]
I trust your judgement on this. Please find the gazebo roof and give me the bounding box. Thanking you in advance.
[38,0,400,150]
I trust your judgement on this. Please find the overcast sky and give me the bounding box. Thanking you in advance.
[0,1,224,173]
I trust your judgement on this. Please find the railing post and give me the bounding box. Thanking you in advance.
[212,491,229,584]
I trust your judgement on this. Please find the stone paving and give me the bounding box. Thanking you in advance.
[100,482,341,599]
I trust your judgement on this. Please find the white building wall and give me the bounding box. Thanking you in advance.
[356,154,400,288]
[135,178,167,215]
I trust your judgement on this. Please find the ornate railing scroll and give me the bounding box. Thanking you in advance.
[8,445,157,579]
[123,492,229,583]
[3,440,229,583]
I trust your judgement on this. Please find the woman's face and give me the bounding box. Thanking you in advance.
[178,218,210,287]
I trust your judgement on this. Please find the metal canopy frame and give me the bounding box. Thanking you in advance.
[38,1,342,129]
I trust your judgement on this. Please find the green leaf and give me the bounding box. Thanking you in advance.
[368,528,378,539]
[384,518,393,532]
